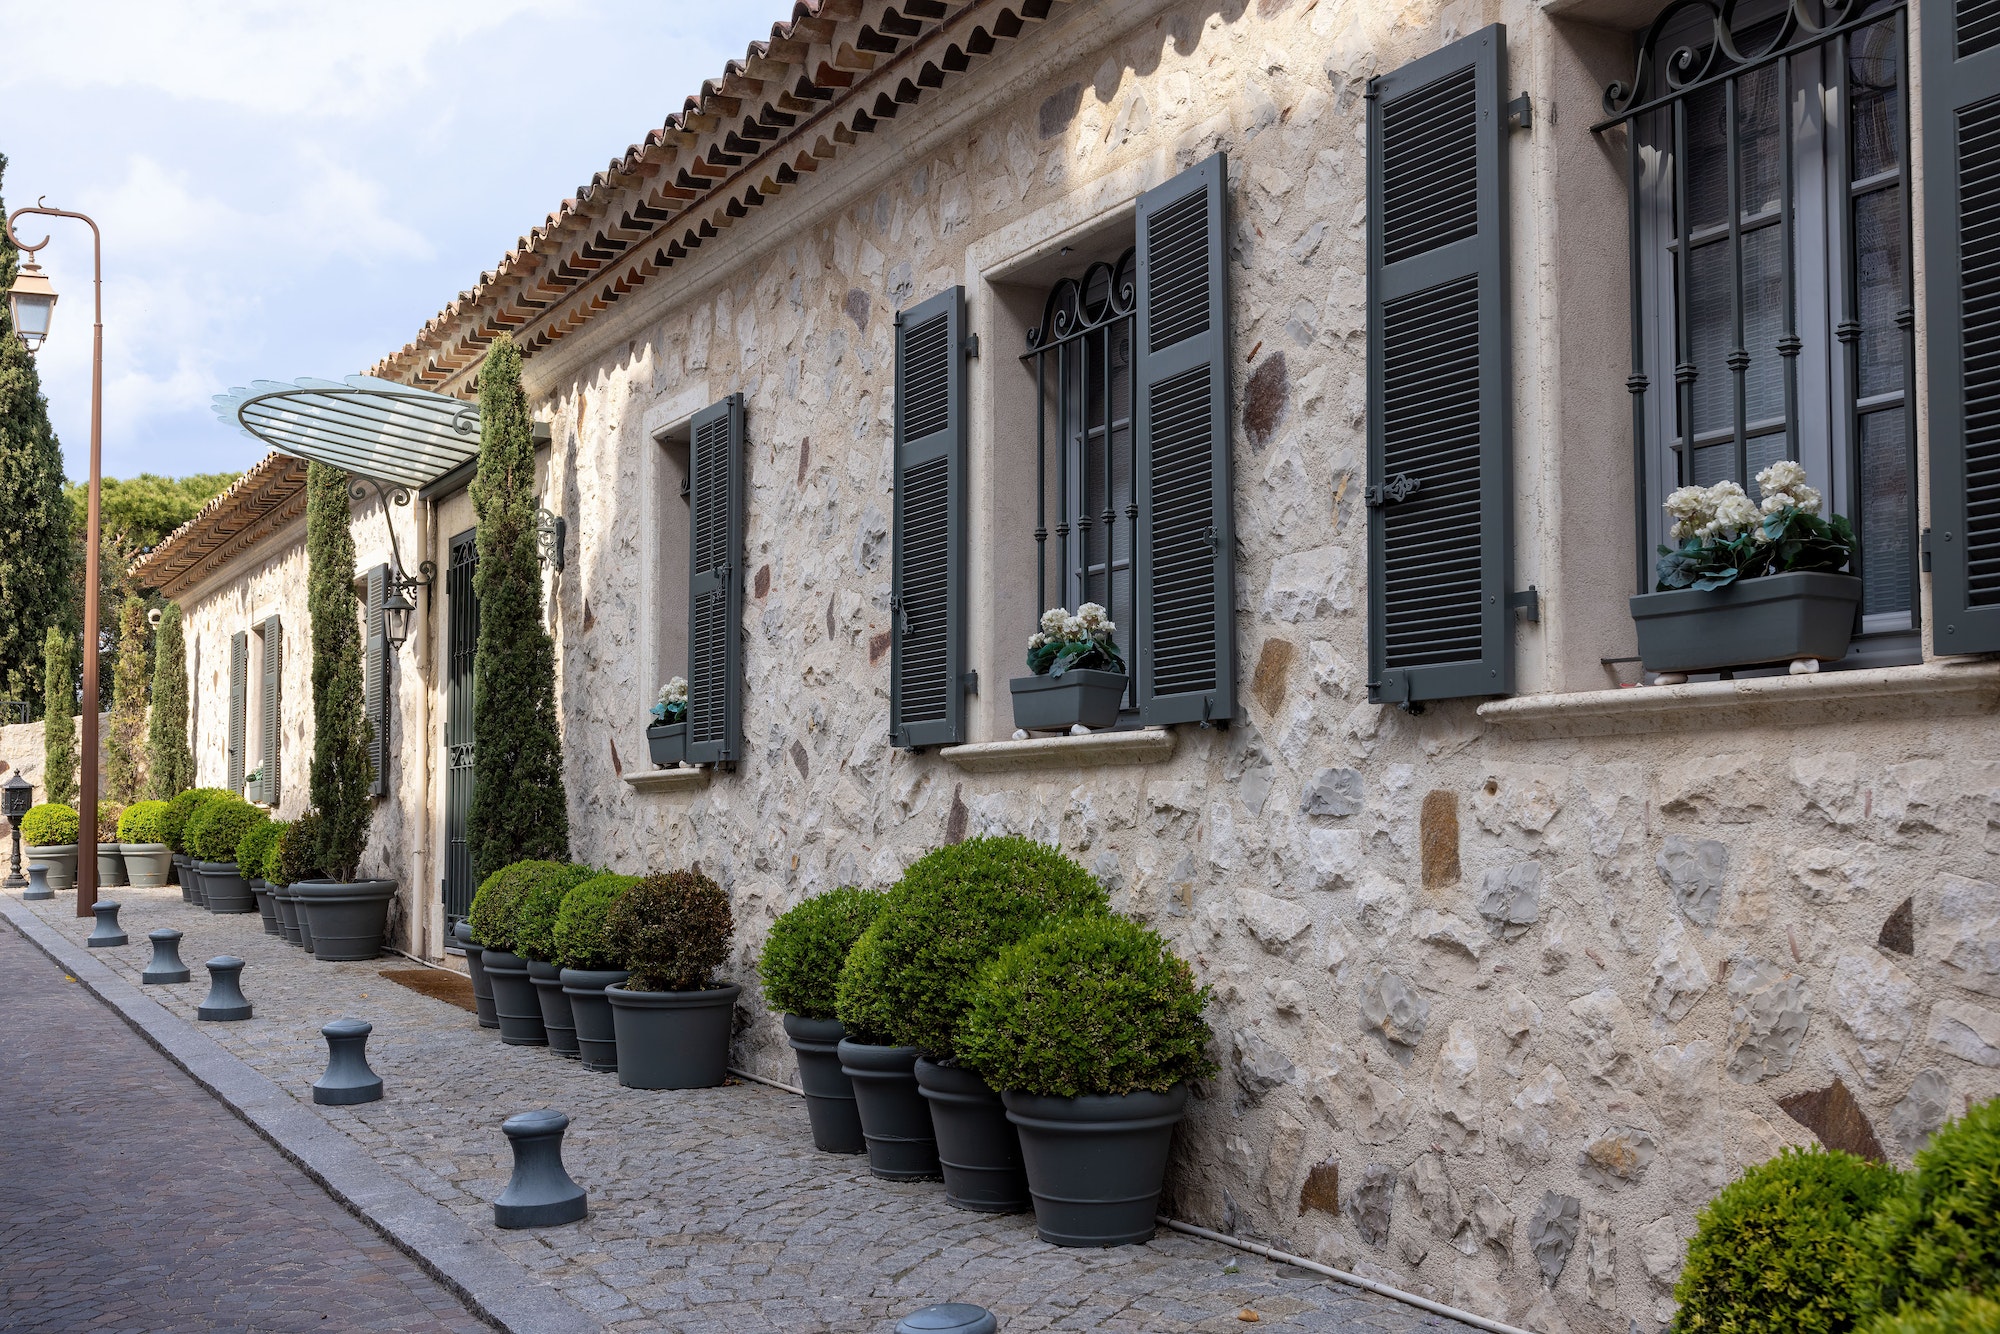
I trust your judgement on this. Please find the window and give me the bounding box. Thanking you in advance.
[247,616,281,805]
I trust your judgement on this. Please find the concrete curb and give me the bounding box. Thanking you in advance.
[1,895,604,1334]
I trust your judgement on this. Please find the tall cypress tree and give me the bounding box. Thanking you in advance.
[468,336,568,881]
[41,627,76,806]
[146,602,192,798]
[305,460,374,882]
[0,152,78,714]
[104,596,149,804]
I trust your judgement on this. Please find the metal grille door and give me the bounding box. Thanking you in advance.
[443,531,479,925]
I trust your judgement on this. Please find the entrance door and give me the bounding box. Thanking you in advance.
[443,529,479,925]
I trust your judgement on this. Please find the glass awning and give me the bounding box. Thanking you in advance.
[213,376,481,491]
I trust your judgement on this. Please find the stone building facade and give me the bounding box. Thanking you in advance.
[131,1,2000,1329]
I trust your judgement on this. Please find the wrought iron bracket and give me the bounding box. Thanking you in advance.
[348,475,435,598]
[1365,473,1421,507]
[535,506,566,572]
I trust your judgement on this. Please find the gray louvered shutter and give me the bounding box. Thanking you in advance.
[258,616,282,804]
[1134,153,1236,726]
[1924,0,2000,653]
[365,565,390,797]
[687,394,745,767]
[226,631,248,794]
[889,286,968,749]
[1365,24,1514,705]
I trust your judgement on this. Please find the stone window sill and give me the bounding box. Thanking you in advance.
[622,766,713,793]
[939,727,1177,773]
[1476,659,2000,738]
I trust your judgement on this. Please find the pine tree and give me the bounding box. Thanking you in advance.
[468,336,568,882]
[305,460,373,882]
[41,626,76,806]
[0,153,78,714]
[146,602,192,798]
[104,596,148,804]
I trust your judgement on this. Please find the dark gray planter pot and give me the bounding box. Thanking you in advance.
[96,844,128,888]
[529,960,580,1059]
[197,861,255,914]
[1003,1084,1190,1247]
[1631,570,1862,675]
[837,1039,940,1180]
[250,881,282,936]
[562,968,629,1072]
[456,921,499,1030]
[483,949,547,1046]
[783,1014,864,1154]
[24,845,76,894]
[120,843,172,888]
[271,884,303,946]
[1009,669,1128,732]
[167,851,184,887]
[188,859,208,907]
[292,880,396,961]
[606,982,739,1090]
[293,888,316,952]
[646,721,687,767]
[916,1058,1028,1212]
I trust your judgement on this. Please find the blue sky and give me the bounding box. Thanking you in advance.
[4,0,775,482]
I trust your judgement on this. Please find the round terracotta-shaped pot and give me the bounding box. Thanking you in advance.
[96,843,128,888]
[291,880,395,961]
[561,968,629,1072]
[528,959,580,1058]
[782,1014,864,1154]
[606,982,739,1090]
[917,1058,1028,1212]
[188,859,209,908]
[454,921,499,1030]
[23,844,76,894]
[271,883,303,946]
[197,861,255,914]
[837,1039,940,1180]
[482,949,547,1046]
[1002,1084,1190,1247]
[120,843,172,888]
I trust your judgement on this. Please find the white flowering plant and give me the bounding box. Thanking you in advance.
[1654,461,1854,592]
[1025,603,1126,677]
[649,677,688,726]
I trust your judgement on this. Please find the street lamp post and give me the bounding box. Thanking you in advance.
[6,200,106,918]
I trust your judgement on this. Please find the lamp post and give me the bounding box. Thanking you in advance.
[6,201,106,917]
[3,771,31,888]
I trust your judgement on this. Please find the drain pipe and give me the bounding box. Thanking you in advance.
[728,1066,805,1096]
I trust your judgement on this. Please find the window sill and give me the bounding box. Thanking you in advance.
[622,766,713,793]
[938,727,1177,773]
[1476,659,2000,738]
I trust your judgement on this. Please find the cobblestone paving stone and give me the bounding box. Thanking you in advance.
[20,887,1481,1334]
[0,916,489,1334]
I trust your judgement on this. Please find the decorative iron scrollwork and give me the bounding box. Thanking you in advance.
[1601,0,1875,120]
[1026,247,1137,352]
[535,507,566,573]
[1366,473,1422,508]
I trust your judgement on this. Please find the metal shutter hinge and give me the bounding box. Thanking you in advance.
[964,334,979,359]
[1920,528,1932,572]
[963,670,978,696]
[1365,474,1420,507]
[1507,586,1540,622]
[1506,93,1532,130]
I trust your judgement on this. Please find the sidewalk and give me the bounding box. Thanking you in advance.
[7,883,1483,1334]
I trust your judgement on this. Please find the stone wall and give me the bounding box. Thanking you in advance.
[0,713,111,808]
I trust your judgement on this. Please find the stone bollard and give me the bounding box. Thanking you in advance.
[896,1304,999,1334]
[313,1018,384,1106]
[23,864,52,901]
[493,1110,588,1228]
[142,929,191,985]
[86,899,128,948]
[197,956,253,1021]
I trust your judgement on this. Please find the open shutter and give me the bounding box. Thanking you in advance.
[1365,24,1514,705]
[1134,153,1236,726]
[687,394,745,767]
[258,617,282,806]
[365,564,390,797]
[889,286,969,749]
[226,631,248,794]
[1924,0,2000,653]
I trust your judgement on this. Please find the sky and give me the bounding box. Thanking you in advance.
[2,0,777,483]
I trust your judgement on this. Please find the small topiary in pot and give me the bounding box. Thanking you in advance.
[603,870,738,1090]
[512,861,598,1059]
[555,872,641,1072]
[235,815,278,877]
[276,811,322,886]
[468,859,554,956]
[467,859,561,1046]
[114,799,174,887]
[187,795,262,913]
[262,822,292,885]
[117,801,168,846]
[20,802,79,849]
[959,914,1216,1246]
[1859,1292,2000,1334]
[761,886,886,1155]
[1673,1145,1901,1334]
[1859,1096,2000,1320]
[162,787,230,855]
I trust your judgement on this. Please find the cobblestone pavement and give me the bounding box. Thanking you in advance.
[0,916,488,1333]
[16,887,1481,1334]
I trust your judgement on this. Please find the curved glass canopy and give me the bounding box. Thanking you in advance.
[213,376,481,490]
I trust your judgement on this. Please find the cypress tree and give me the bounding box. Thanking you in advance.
[104,596,148,804]
[41,626,77,805]
[0,152,78,714]
[305,460,373,882]
[468,336,568,882]
[146,602,192,798]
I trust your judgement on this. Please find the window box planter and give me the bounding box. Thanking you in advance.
[837,1039,941,1180]
[561,968,629,1071]
[1009,670,1128,733]
[455,920,500,1030]
[1003,1084,1191,1247]
[291,880,395,960]
[1630,571,1862,676]
[646,721,687,768]
[96,843,127,888]
[916,1058,1028,1212]
[781,1014,864,1154]
[197,860,256,914]
[23,844,76,894]
[606,982,739,1090]
[120,843,172,889]
[481,947,546,1046]
[529,959,581,1058]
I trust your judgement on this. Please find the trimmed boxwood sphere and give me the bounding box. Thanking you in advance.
[959,914,1215,1099]
[162,787,231,854]
[1674,1145,1900,1334]
[235,816,280,880]
[1862,1096,2000,1318]
[19,802,78,847]
[552,872,640,972]
[117,800,169,844]
[835,836,1107,1060]
[759,886,885,1020]
[511,862,598,962]
[605,869,733,992]
[1860,1292,2000,1334]
[187,795,261,864]
[262,820,293,885]
[468,859,554,954]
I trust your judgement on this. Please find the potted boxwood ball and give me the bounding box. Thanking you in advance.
[833,930,937,1180]
[188,794,260,914]
[960,915,1216,1247]
[513,862,599,1059]
[263,820,301,944]
[96,801,128,888]
[235,816,283,936]
[176,789,238,907]
[468,861,551,1045]
[844,836,1108,1208]
[1009,604,1128,733]
[162,787,226,902]
[116,800,174,888]
[759,886,885,1154]
[555,873,641,1072]
[269,813,321,948]
[645,676,688,768]
[19,803,79,893]
[604,869,738,1090]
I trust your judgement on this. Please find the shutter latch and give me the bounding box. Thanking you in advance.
[1365,474,1421,507]
[891,595,910,635]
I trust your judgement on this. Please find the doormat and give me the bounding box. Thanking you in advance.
[378,967,478,1014]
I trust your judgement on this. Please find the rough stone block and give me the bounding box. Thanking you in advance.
[1404,1149,1457,1238]
[1526,1190,1581,1286]
[1726,955,1810,1083]
[1778,1077,1886,1162]
[1412,909,1483,960]
[1298,1158,1338,1216]
[1657,837,1729,926]
[1419,790,1460,892]
[1238,888,1312,957]
[1929,998,2000,1067]
[1578,1127,1657,1185]
[1830,950,1916,1083]
[1299,766,1364,818]
[1929,875,2000,998]
[1233,1028,1297,1100]
[1250,637,1296,717]
[1430,1021,1481,1141]
[1639,1216,1685,1290]
[1584,1210,1616,1307]
[1887,1068,1953,1156]
[1649,919,1713,1022]
[1477,861,1541,940]
[1358,966,1429,1047]
[1346,1163,1394,1247]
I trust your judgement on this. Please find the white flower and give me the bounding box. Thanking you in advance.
[1040,607,1069,635]
[1076,602,1108,629]
[1756,459,1810,497]
[1664,485,1714,543]
[1028,632,1047,649]
[663,676,688,704]
[1061,615,1086,638]
[1707,488,1759,538]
